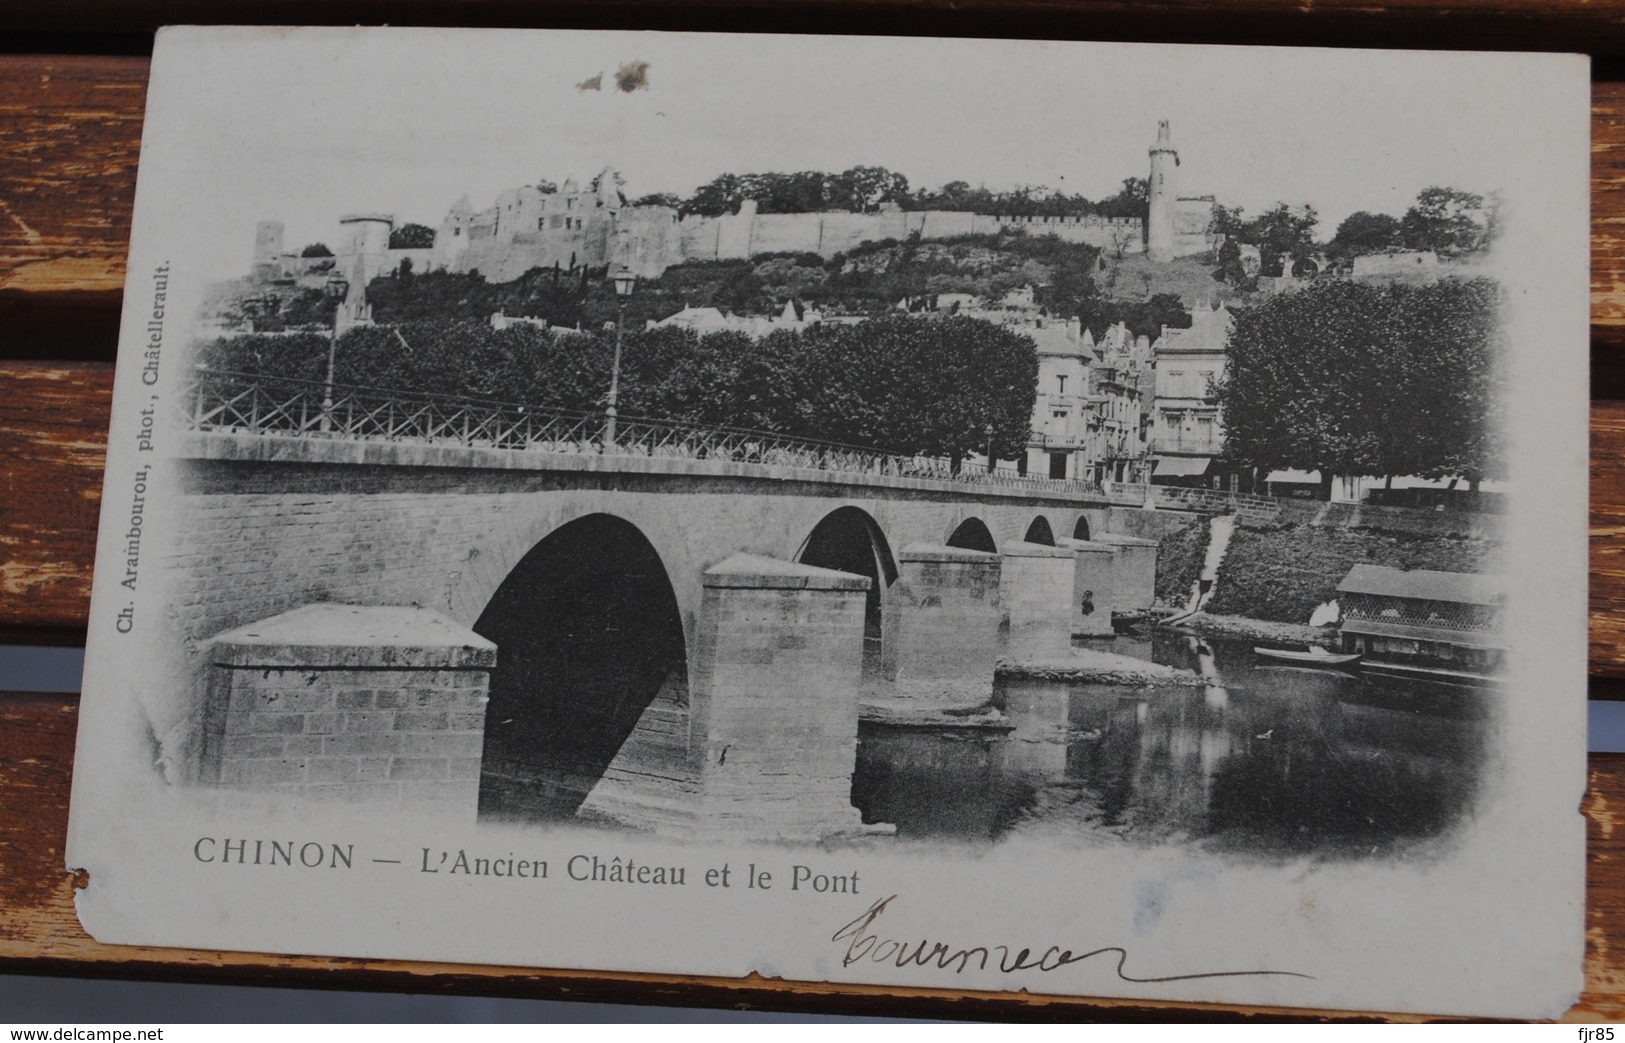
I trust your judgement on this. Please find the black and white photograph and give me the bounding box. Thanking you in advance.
[67,26,1589,1019]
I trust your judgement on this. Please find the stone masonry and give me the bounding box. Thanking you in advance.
[880,543,1003,710]
[1094,533,1159,613]
[998,540,1077,663]
[202,604,494,812]
[689,554,872,841]
[1055,537,1118,636]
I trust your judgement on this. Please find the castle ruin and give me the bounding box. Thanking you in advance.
[252,122,1219,286]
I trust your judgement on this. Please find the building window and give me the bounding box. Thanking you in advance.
[453,228,461,237]
[1052,410,1068,419]
[1056,374,1067,394]
[538,218,545,230]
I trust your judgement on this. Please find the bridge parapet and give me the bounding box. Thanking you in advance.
[177,429,1116,507]
[181,369,1107,502]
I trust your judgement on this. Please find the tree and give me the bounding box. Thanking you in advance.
[1327,211,1401,265]
[1079,292,1190,341]
[630,193,681,209]
[1213,237,1248,286]
[1400,186,1487,256]
[1247,202,1318,275]
[1210,204,1247,240]
[828,166,910,213]
[388,223,436,250]
[300,243,333,258]
[1098,177,1149,220]
[681,173,749,216]
[1218,278,1504,493]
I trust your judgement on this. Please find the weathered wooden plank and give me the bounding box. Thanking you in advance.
[5,0,1625,51]
[1595,400,1625,675]
[0,362,113,630]
[0,55,146,299]
[1596,82,1625,333]
[0,690,1610,1021]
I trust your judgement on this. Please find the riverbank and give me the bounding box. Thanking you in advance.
[1204,520,1501,623]
[1160,612,1338,648]
[997,646,1204,686]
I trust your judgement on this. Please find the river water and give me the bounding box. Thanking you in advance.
[851,632,1493,861]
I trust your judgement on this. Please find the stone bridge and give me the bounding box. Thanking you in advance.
[161,431,1190,841]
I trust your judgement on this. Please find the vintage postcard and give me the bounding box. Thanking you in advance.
[66,26,1589,1017]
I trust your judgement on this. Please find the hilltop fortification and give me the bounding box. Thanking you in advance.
[253,122,1218,285]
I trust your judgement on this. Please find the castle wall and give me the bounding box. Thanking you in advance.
[715,201,757,259]
[611,206,684,279]
[918,211,977,239]
[386,248,434,274]
[748,212,828,256]
[679,215,723,261]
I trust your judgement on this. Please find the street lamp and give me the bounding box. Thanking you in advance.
[604,266,637,447]
[985,422,996,473]
[320,271,350,433]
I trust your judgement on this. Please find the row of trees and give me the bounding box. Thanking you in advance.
[195,314,1039,463]
[1325,188,1496,262]
[1213,187,1494,283]
[656,167,1149,220]
[1218,278,1503,490]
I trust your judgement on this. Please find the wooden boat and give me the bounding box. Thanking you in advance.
[1253,646,1362,668]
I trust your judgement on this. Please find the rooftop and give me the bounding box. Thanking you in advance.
[1336,564,1504,605]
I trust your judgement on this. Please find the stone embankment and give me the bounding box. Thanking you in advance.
[996,647,1204,687]
[1161,612,1338,648]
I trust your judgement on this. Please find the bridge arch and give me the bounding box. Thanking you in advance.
[946,517,998,554]
[1024,515,1056,546]
[473,513,687,824]
[1072,515,1091,541]
[795,506,897,668]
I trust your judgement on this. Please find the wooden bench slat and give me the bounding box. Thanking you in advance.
[0,361,112,632]
[6,1,1625,51]
[0,690,1615,1021]
[0,55,146,299]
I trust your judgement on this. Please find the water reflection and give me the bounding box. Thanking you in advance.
[850,633,1492,860]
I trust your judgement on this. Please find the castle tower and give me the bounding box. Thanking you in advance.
[432,196,475,272]
[252,220,284,279]
[1147,119,1179,263]
[336,213,393,320]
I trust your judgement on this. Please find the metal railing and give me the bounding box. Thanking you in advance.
[181,368,1105,495]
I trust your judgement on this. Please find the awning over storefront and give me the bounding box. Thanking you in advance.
[1152,455,1212,478]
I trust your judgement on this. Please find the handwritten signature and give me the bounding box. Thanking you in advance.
[832,894,1314,983]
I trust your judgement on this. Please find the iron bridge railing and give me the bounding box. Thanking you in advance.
[181,368,1105,495]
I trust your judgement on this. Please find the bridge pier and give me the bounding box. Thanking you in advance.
[201,605,495,814]
[690,554,872,841]
[879,543,1002,710]
[998,540,1077,663]
[1094,533,1160,614]
[998,680,1071,782]
[1055,537,1117,636]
